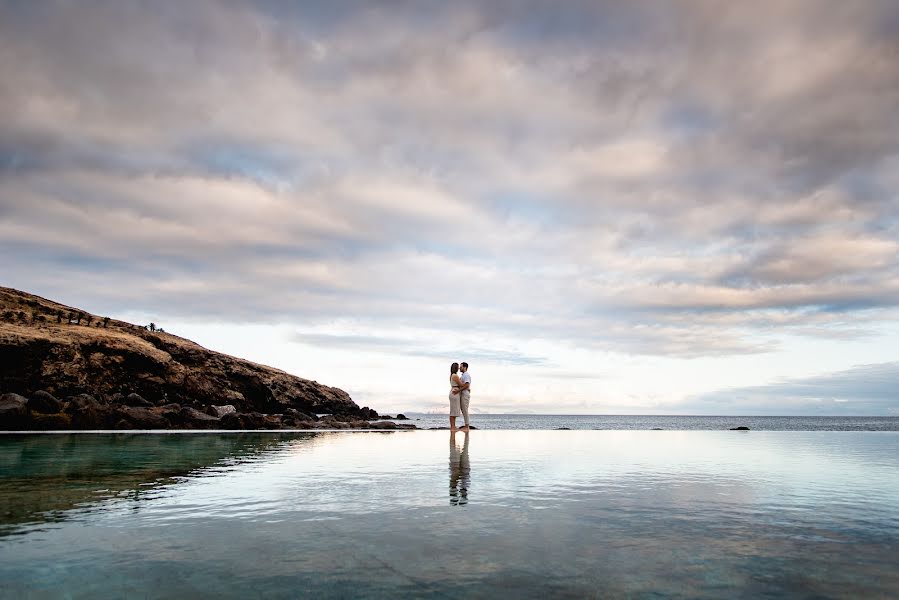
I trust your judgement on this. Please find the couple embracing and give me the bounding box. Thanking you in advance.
[448,362,471,432]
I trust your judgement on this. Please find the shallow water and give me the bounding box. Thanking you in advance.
[1,431,898,598]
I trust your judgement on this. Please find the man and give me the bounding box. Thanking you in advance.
[459,362,471,431]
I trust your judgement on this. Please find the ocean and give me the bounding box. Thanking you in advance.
[2,430,897,598]
[399,413,899,430]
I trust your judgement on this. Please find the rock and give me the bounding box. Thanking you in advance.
[123,393,153,407]
[555,427,571,430]
[219,412,246,430]
[370,420,397,429]
[65,394,109,429]
[0,393,29,428]
[67,393,105,410]
[395,413,408,420]
[29,390,62,413]
[243,412,268,429]
[284,407,318,422]
[212,404,236,417]
[118,406,168,429]
[262,414,283,429]
[651,428,663,430]
[729,426,750,431]
[30,412,72,430]
[180,407,221,429]
[360,406,379,419]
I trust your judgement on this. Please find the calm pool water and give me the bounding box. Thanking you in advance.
[1,431,897,598]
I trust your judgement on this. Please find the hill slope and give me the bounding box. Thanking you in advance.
[0,287,393,430]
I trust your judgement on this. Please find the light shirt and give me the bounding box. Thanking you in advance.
[460,372,471,388]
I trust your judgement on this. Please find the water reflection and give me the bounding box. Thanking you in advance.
[449,430,470,505]
[0,432,316,535]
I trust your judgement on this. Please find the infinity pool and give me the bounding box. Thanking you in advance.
[1,431,897,598]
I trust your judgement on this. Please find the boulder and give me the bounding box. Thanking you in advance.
[729,426,750,431]
[284,407,318,421]
[370,420,397,429]
[0,393,29,428]
[118,406,168,429]
[262,414,283,429]
[29,390,62,413]
[212,404,236,417]
[239,412,268,429]
[123,393,153,408]
[65,394,109,429]
[67,393,105,410]
[30,412,72,430]
[395,413,408,420]
[180,407,221,429]
[219,412,246,429]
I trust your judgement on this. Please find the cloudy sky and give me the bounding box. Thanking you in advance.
[2,0,898,415]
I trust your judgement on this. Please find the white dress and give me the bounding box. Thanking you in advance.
[448,375,462,417]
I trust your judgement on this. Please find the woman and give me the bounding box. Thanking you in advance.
[448,362,463,431]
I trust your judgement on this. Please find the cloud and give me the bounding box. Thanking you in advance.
[291,332,547,366]
[2,0,899,360]
[686,362,899,415]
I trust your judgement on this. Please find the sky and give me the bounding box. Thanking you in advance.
[1,0,898,415]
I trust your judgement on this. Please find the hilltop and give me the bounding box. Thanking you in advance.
[0,287,407,430]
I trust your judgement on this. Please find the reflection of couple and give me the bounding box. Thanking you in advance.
[448,362,471,432]
[449,429,470,506]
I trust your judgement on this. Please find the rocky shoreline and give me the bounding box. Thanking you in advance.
[0,390,416,431]
[0,287,416,431]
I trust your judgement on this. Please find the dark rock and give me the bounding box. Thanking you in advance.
[123,393,153,408]
[67,393,105,410]
[0,393,29,428]
[369,421,397,429]
[65,394,109,429]
[30,412,72,430]
[29,390,62,413]
[729,426,750,431]
[180,407,221,429]
[219,412,246,429]
[651,428,663,430]
[555,427,571,430]
[244,412,269,429]
[395,413,408,420]
[262,414,283,429]
[117,406,168,429]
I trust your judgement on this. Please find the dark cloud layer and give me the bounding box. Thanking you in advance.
[686,362,899,415]
[1,0,898,359]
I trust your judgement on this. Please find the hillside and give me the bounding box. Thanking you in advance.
[0,287,402,430]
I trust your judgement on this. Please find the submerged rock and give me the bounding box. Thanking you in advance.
[729,426,750,431]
